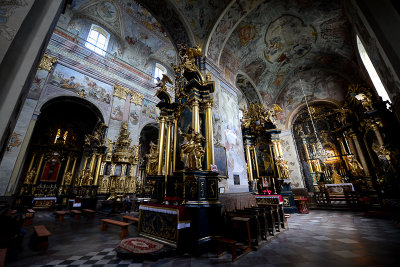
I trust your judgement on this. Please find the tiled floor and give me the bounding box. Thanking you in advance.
[6,210,400,266]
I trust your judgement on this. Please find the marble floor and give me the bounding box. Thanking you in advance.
[6,210,400,267]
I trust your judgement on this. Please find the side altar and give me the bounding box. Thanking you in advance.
[143,45,221,252]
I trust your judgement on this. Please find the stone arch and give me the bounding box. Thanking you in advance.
[235,72,262,105]
[138,122,159,159]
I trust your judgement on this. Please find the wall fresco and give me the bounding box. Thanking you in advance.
[110,97,125,121]
[28,70,49,100]
[49,64,113,104]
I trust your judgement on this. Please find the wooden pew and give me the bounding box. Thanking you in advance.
[244,207,270,239]
[55,211,68,222]
[225,211,260,246]
[0,248,6,267]
[82,209,96,218]
[213,236,237,262]
[70,210,82,220]
[122,215,139,224]
[101,219,130,238]
[32,225,51,250]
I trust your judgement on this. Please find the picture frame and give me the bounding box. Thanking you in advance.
[214,144,228,178]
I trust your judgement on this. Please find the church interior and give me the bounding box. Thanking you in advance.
[0,0,400,266]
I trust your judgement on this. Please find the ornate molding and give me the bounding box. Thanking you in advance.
[38,54,57,71]
[130,90,144,106]
[113,84,130,100]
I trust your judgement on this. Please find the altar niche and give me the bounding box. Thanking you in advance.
[16,97,105,209]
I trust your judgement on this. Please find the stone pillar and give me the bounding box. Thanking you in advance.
[350,133,370,175]
[205,100,215,170]
[157,116,166,175]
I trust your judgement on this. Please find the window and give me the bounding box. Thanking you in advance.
[357,35,392,104]
[154,63,166,84]
[85,24,110,56]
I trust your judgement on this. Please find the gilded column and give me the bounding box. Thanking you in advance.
[371,124,384,146]
[205,100,215,170]
[302,139,313,172]
[311,143,322,172]
[245,144,254,181]
[89,154,97,180]
[165,119,173,175]
[27,153,37,172]
[61,155,71,185]
[157,116,166,175]
[337,137,350,169]
[191,98,200,132]
[252,146,259,179]
[351,133,370,175]
[172,118,178,172]
[70,157,78,185]
[94,154,103,185]
[33,154,45,184]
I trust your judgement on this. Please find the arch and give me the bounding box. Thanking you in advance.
[286,99,341,131]
[235,72,262,104]
[138,122,159,159]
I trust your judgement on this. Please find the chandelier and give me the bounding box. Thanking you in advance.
[299,78,328,163]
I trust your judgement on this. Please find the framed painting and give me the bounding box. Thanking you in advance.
[214,144,228,178]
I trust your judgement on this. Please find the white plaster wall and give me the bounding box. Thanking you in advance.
[0,98,37,195]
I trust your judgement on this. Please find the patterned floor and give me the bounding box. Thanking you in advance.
[7,210,400,266]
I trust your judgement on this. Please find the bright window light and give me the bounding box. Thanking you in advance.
[154,63,166,84]
[85,24,110,56]
[357,35,391,104]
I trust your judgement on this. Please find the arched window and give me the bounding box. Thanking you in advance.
[357,35,391,104]
[154,63,166,84]
[85,24,110,56]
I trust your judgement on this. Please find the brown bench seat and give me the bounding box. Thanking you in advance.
[101,219,130,238]
[55,211,68,222]
[24,209,36,225]
[32,225,51,250]
[70,210,82,219]
[213,236,237,262]
[122,215,139,223]
[83,209,96,218]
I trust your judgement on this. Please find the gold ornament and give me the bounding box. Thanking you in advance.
[179,127,205,170]
[38,54,57,71]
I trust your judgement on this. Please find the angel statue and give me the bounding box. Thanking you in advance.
[179,127,205,170]
[154,74,173,95]
[355,93,374,111]
[266,104,283,125]
[346,155,364,176]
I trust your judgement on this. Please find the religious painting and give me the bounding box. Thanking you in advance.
[28,70,48,99]
[238,24,256,46]
[264,15,316,64]
[49,64,113,104]
[129,102,141,125]
[97,1,117,22]
[141,99,159,120]
[40,157,61,182]
[111,97,124,121]
[233,174,240,185]
[214,144,227,178]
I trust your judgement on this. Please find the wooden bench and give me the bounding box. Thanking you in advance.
[83,209,95,218]
[55,211,68,222]
[70,209,82,219]
[24,209,36,225]
[0,248,6,267]
[122,215,139,223]
[213,236,237,262]
[32,225,51,250]
[231,217,252,255]
[101,219,130,238]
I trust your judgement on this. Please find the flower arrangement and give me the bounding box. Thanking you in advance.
[262,190,272,195]
[163,196,172,205]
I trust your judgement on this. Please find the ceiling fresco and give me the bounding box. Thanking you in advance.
[171,0,227,45]
[224,0,356,103]
[69,0,177,69]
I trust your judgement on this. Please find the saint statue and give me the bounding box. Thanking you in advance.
[146,141,158,175]
[63,171,73,185]
[25,169,36,184]
[275,155,290,179]
[346,155,364,176]
[331,169,343,184]
[180,127,205,170]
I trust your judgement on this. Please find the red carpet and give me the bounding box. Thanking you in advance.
[118,237,164,254]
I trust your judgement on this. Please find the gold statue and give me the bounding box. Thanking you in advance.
[154,74,173,95]
[64,171,73,185]
[355,93,374,111]
[346,155,364,176]
[106,138,114,153]
[79,168,92,186]
[24,169,36,184]
[180,127,205,170]
[275,155,290,179]
[331,168,343,184]
[146,141,159,175]
[266,104,283,125]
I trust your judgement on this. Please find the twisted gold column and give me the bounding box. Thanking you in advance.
[245,145,253,182]
[205,100,214,170]
[157,116,166,175]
